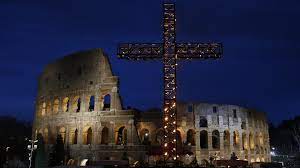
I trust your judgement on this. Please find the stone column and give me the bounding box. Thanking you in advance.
[65,126,69,145]
[109,121,115,145]
[229,130,234,153]
[238,130,243,158]
[78,125,83,144]
[246,132,250,161]
[219,131,224,156]
[195,129,201,163]
[94,94,99,112]
[80,93,86,113]
[127,119,134,145]
[92,124,97,145]
[110,87,122,111]
[208,131,212,150]
[59,97,63,113]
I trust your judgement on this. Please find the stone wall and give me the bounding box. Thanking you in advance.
[33,49,271,166]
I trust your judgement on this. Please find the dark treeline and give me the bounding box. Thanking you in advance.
[0,116,32,167]
[269,116,300,155]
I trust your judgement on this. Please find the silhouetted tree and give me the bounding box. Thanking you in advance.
[48,134,65,166]
[34,134,47,168]
[55,134,65,165]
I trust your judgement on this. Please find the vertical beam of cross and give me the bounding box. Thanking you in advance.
[162,3,177,161]
[117,3,223,163]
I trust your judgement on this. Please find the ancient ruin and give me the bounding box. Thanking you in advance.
[33,49,271,166]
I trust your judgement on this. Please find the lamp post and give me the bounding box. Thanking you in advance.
[27,139,38,168]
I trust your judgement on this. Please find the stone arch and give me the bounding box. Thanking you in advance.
[186,129,195,146]
[200,130,208,149]
[224,130,230,150]
[233,131,239,147]
[101,127,109,145]
[212,130,220,149]
[53,99,59,113]
[176,130,182,146]
[62,97,70,112]
[46,102,51,115]
[44,128,49,144]
[199,116,208,127]
[83,127,93,145]
[242,132,247,150]
[249,132,255,150]
[38,128,43,137]
[241,121,246,129]
[41,102,46,116]
[72,96,81,112]
[103,94,111,111]
[70,128,78,144]
[140,128,150,145]
[155,128,164,145]
[116,126,127,145]
[259,132,264,146]
[59,127,66,143]
[88,96,95,112]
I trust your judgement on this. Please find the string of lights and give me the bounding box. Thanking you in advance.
[117,2,223,165]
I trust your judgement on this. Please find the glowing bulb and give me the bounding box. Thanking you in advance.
[164,152,168,156]
[164,143,168,147]
[173,129,176,133]
[173,121,176,124]
[165,117,168,121]
[173,139,176,142]
[173,157,177,160]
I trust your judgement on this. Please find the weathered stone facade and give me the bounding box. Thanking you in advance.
[33,49,270,166]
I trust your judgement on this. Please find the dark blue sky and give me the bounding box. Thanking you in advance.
[0,0,299,124]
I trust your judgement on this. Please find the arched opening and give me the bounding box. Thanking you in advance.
[241,121,246,129]
[186,129,195,146]
[72,129,78,144]
[199,116,208,127]
[83,127,93,145]
[176,130,182,147]
[103,94,111,111]
[155,129,164,145]
[140,128,150,145]
[86,127,92,144]
[200,130,208,149]
[242,132,247,150]
[72,96,80,112]
[212,130,220,149]
[117,126,127,145]
[44,128,48,144]
[59,127,66,143]
[63,97,70,112]
[41,102,46,116]
[46,102,51,115]
[259,132,264,146]
[101,127,109,145]
[88,96,95,112]
[249,132,254,150]
[76,98,81,112]
[233,131,239,147]
[53,99,59,113]
[224,130,230,150]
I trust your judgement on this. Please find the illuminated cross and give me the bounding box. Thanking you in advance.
[117,3,223,162]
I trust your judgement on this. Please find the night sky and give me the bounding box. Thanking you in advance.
[1,0,299,124]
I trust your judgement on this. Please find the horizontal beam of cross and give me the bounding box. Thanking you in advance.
[117,43,223,60]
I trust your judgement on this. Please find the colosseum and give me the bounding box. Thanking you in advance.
[33,48,271,166]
